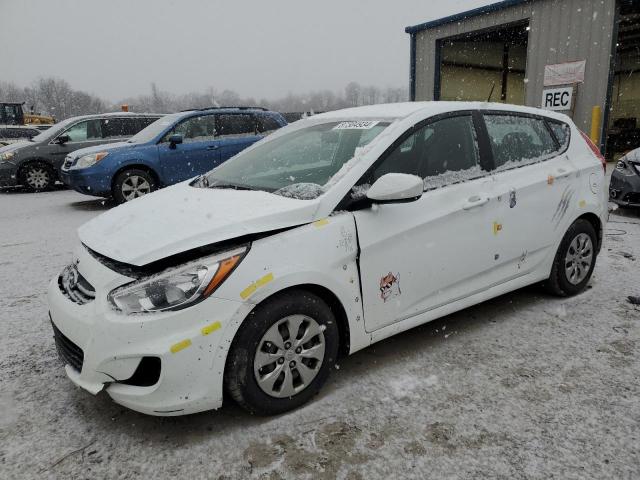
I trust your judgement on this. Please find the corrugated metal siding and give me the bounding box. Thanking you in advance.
[413,0,616,131]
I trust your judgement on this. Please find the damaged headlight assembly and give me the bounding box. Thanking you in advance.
[0,151,15,162]
[108,246,248,315]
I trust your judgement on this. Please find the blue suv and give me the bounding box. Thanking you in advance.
[60,107,286,203]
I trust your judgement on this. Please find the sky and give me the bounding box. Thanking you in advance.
[1,0,491,101]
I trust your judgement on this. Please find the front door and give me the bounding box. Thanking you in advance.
[45,118,107,171]
[354,113,498,332]
[158,114,221,184]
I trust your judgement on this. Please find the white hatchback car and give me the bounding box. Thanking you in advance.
[48,102,607,416]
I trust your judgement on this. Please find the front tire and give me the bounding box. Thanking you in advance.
[20,161,55,191]
[544,219,597,296]
[112,168,156,204]
[224,289,339,415]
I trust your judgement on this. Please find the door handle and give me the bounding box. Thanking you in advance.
[555,168,571,179]
[207,145,219,150]
[462,195,489,210]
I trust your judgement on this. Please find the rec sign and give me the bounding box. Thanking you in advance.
[542,87,574,111]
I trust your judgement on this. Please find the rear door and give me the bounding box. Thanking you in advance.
[215,114,262,161]
[481,112,575,279]
[158,114,220,184]
[354,112,499,332]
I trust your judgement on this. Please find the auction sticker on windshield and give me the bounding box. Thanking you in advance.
[333,121,379,130]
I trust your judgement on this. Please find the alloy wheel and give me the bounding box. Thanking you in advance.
[25,166,50,190]
[121,175,151,201]
[564,232,593,285]
[253,314,326,398]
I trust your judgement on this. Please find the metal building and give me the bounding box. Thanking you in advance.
[406,0,640,157]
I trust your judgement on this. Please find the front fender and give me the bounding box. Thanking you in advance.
[212,213,370,354]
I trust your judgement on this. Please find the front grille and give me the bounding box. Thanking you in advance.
[623,192,640,204]
[51,321,84,372]
[58,265,95,305]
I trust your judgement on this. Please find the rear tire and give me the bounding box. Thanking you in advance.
[544,219,597,296]
[20,161,55,191]
[112,168,156,204]
[224,289,339,415]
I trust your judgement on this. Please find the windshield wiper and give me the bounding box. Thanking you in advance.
[208,181,256,191]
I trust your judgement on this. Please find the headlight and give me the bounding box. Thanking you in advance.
[633,163,640,176]
[108,246,247,315]
[0,151,15,162]
[69,152,108,170]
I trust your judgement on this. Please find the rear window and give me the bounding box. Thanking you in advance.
[101,118,142,138]
[483,114,557,169]
[217,114,256,137]
[548,120,570,148]
[257,115,282,134]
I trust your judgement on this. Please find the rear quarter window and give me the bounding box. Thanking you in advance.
[257,115,282,134]
[483,114,558,169]
[547,120,571,149]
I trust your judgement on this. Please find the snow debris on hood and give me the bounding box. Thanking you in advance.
[423,165,484,190]
[273,182,325,200]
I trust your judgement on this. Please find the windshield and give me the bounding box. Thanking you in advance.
[203,120,390,199]
[127,113,184,144]
[30,117,79,143]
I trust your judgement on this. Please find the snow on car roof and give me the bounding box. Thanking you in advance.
[313,101,571,123]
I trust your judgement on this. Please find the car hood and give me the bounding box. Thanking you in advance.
[67,141,132,159]
[0,141,30,154]
[78,182,322,266]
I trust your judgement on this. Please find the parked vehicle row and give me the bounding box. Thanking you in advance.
[0,113,162,190]
[48,102,607,416]
[61,107,287,203]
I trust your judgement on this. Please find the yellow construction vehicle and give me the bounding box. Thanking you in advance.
[1,102,55,127]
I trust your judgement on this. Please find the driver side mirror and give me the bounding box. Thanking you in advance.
[56,134,70,145]
[366,173,424,204]
[169,134,183,149]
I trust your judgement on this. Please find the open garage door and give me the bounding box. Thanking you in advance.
[436,22,529,104]
[606,1,640,159]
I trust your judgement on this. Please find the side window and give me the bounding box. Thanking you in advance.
[483,114,557,168]
[548,120,570,149]
[372,115,480,185]
[138,116,160,130]
[217,114,256,138]
[162,115,217,143]
[62,119,102,142]
[101,118,141,138]
[257,115,281,134]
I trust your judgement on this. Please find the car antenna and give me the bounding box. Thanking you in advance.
[487,82,496,102]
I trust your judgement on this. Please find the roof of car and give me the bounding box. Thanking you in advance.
[313,101,571,122]
[60,112,165,122]
[0,124,42,130]
[180,107,275,114]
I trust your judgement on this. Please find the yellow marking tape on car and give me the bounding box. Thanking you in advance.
[240,273,274,300]
[579,200,586,208]
[313,218,329,227]
[547,175,555,185]
[201,321,221,336]
[493,221,503,235]
[170,339,192,354]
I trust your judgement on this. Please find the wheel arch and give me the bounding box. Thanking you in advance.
[244,284,352,358]
[110,162,161,192]
[18,157,56,176]
[575,212,603,253]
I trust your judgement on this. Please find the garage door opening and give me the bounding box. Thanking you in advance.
[436,21,529,104]
[606,2,640,159]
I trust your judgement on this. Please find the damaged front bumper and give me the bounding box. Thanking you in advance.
[47,246,253,416]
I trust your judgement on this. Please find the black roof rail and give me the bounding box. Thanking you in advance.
[180,106,269,112]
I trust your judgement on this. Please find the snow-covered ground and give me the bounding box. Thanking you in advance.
[1,185,639,479]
